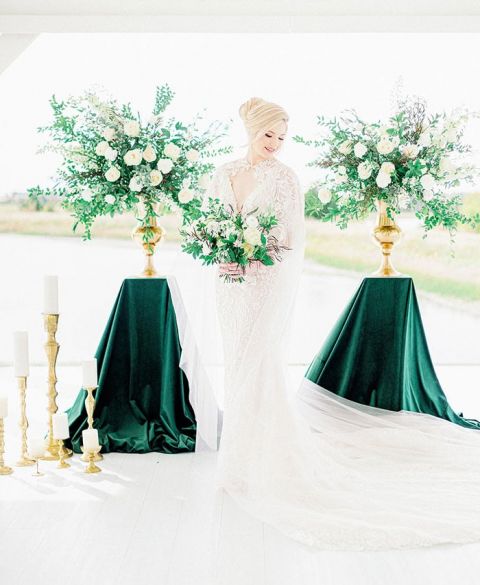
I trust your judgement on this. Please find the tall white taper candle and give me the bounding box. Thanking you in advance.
[13,331,29,377]
[43,275,59,314]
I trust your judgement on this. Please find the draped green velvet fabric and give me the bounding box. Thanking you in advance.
[66,278,196,453]
[306,277,480,429]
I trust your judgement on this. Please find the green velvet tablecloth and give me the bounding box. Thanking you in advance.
[306,277,480,429]
[66,278,196,453]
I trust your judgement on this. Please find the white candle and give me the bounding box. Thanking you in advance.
[0,395,8,418]
[82,429,100,452]
[43,275,59,314]
[82,359,98,388]
[29,439,45,459]
[13,331,29,377]
[52,413,70,440]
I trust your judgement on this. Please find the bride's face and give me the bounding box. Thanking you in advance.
[251,120,287,160]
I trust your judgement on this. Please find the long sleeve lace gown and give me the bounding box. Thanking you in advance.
[206,156,480,551]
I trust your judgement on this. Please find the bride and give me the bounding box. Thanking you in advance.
[201,97,480,551]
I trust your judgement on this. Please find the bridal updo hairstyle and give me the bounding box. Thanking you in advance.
[239,97,289,140]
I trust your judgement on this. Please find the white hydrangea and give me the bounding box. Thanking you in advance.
[105,166,120,182]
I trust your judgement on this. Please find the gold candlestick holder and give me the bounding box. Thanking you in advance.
[85,447,102,474]
[0,418,13,475]
[42,313,72,460]
[32,457,45,477]
[80,386,103,462]
[16,376,35,467]
[56,439,71,469]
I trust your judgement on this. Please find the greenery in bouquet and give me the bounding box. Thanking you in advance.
[180,197,288,282]
[294,95,480,238]
[28,85,231,241]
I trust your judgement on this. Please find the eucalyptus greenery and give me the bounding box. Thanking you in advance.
[294,96,480,238]
[28,85,231,241]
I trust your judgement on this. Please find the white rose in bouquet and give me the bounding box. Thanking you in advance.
[102,127,116,141]
[164,143,181,160]
[243,226,262,246]
[205,220,220,235]
[376,138,395,155]
[357,162,373,180]
[105,194,116,205]
[420,173,435,190]
[353,142,367,158]
[129,176,143,192]
[178,187,195,204]
[423,189,434,201]
[124,120,140,137]
[105,166,121,182]
[338,140,353,155]
[418,131,432,147]
[400,144,420,159]
[124,149,143,166]
[380,162,395,175]
[149,170,163,186]
[80,187,93,202]
[95,141,110,156]
[157,158,174,174]
[317,187,333,203]
[198,174,211,189]
[143,144,157,163]
[376,171,391,188]
[186,149,200,162]
[104,147,118,162]
[246,215,259,228]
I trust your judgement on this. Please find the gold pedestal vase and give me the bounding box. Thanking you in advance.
[371,200,402,277]
[131,216,165,278]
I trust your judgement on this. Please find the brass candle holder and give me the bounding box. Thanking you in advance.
[85,447,102,474]
[80,386,103,462]
[0,418,13,475]
[56,439,71,469]
[42,313,72,460]
[16,376,35,467]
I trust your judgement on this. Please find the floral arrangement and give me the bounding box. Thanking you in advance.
[28,85,230,239]
[180,197,288,282]
[294,96,480,236]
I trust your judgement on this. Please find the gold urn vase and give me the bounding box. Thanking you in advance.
[131,216,165,278]
[371,199,402,277]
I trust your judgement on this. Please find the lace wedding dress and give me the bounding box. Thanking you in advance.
[207,156,480,551]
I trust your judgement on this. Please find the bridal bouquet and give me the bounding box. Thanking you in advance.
[180,197,288,282]
[294,95,480,237]
[28,85,230,239]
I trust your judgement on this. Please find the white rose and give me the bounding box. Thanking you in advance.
[149,170,163,186]
[246,215,259,228]
[105,194,116,205]
[157,158,174,174]
[317,187,333,204]
[198,174,211,189]
[80,188,93,202]
[380,162,395,175]
[178,187,194,204]
[243,226,262,246]
[124,120,140,137]
[420,173,435,190]
[104,147,118,162]
[95,141,110,156]
[186,149,200,162]
[105,166,120,182]
[338,140,353,155]
[418,132,432,147]
[143,144,157,163]
[129,177,143,192]
[164,143,181,160]
[334,173,347,185]
[357,162,373,180]
[400,144,419,159]
[376,172,391,188]
[102,127,116,141]
[423,189,434,201]
[124,149,143,166]
[376,139,395,155]
[353,142,367,158]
